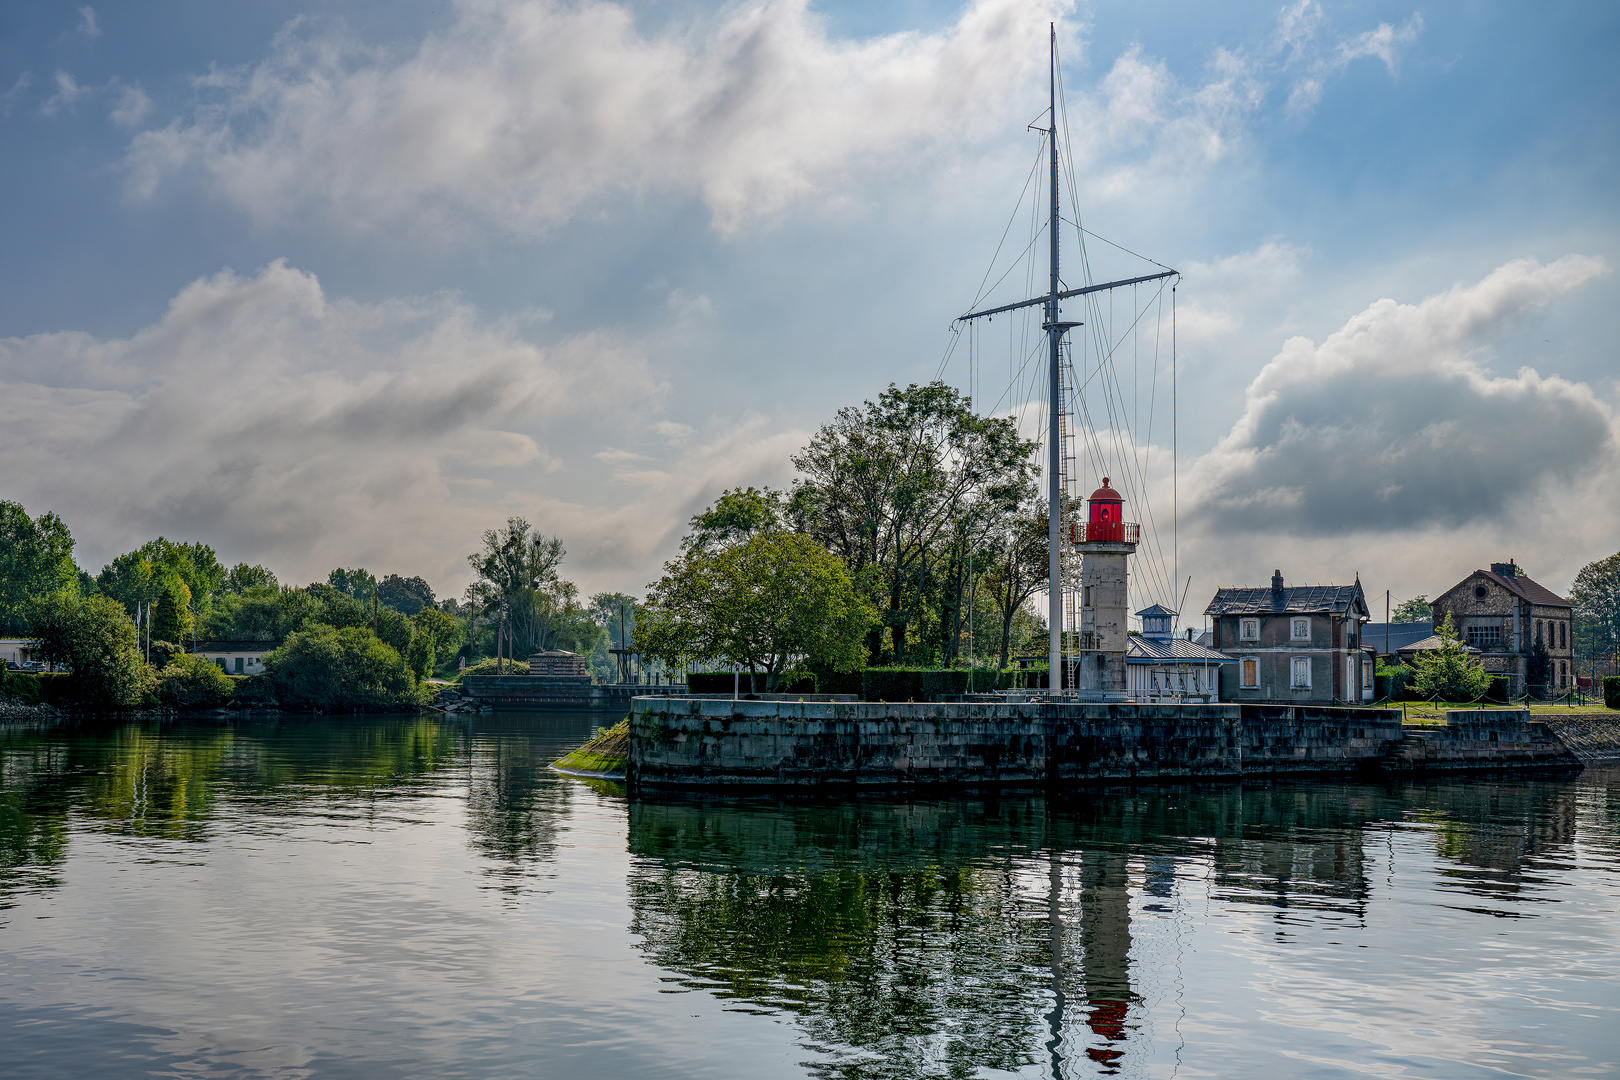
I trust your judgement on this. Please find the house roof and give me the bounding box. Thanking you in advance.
[1470,570,1570,608]
[193,640,276,652]
[1361,622,1435,653]
[1126,637,1235,663]
[1204,581,1368,618]
[1398,635,1479,654]
[1135,603,1177,618]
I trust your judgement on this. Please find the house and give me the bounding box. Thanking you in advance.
[1125,605,1233,702]
[1396,633,1481,669]
[1430,560,1574,696]
[0,638,45,669]
[1205,571,1373,704]
[528,650,590,681]
[192,641,272,676]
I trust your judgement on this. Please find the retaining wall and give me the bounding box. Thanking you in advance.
[626,699,1592,790]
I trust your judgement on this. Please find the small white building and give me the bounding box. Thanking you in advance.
[0,638,42,668]
[193,641,272,676]
[1125,605,1234,703]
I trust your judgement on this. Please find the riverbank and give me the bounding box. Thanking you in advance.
[620,698,1610,791]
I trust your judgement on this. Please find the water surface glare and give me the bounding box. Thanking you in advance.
[1,713,1617,1078]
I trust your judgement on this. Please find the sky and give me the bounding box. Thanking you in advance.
[1,0,1616,621]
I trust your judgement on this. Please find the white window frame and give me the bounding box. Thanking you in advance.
[1291,656,1312,689]
[1362,657,1373,691]
[1241,657,1260,688]
[1240,618,1259,641]
[1291,617,1311,641]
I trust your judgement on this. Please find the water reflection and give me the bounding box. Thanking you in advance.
[627,775,1620,1078]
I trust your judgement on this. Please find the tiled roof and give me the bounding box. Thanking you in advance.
[193,640,276,652]
[1204,582,1367,617]
[1477,571,1569,608]
[1126,637,1235,663]
[1398,635,1479,654]
[1361,622,1434,652]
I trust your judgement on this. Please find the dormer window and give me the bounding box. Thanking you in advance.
[1240,618,1259,641]
[1291,617,1310,641]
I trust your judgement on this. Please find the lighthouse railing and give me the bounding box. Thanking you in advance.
[1069,521,1140,544]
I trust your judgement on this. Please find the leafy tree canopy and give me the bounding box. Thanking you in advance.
[1392,594,1432,623]
[1570,551,1620,657]
[377,573,435,617]
[682,487,786,552]
[262,625,425,711]
[327,567,378,599]
[1412,613,1491,702]
[28,593,149,708]
[0,501,80,634]
[639,530,876,692]
[222,563,278,593]
[411,607,463,659]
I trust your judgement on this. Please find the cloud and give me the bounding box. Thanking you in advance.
[125,0,1068,236]
[109,81,151,129]
[40,70,89,116]
[1273,2,1424,117]
[1185,255,1615,537]
[0,260,675,589]
[1176,240,1306,345]
[0,73,31,118]
[77,6,100,38]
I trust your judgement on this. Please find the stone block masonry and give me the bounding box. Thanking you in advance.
[625,699,1590,790]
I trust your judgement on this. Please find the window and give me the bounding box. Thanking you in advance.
[1291,657,1311,689]
[1560,662,1567,689]
[1473,585,1488,599]
[1083,585,1092,607]
[1535,621,1543,646]
[1240,618,1259,641]
[1465,625,1501,647]
[1291,617,1310,641]
[1362,658,1373,691]
[1241,658,1259,688]
[1560,622,1567,649]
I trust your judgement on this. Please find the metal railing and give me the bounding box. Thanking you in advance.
[1069,521,1140,544]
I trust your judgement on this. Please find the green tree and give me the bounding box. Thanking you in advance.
[28,594,150,708]
[977,499,1050,671]
[0,502,81,634]
[155,654,235,709]
[464,518,594,657]
[1392,594,1432,622]
[405,635,435,684]
[791,382,1037,663]
[639,531,876,693]
[377,573,435,616]
[412,607,464,660]
[327,567,378,599]
[1412,614,1492,702]
[1526,637,1552,699]
[262,625,424,711]
[222,563,278,593]
[1570,551,1620,683]
[153,577,194,645]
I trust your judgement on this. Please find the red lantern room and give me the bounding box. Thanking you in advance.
[1087,477,1124,541]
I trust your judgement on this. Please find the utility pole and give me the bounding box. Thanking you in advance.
[1386,591,1390,656]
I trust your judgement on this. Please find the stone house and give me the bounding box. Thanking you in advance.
[1205,571,1373,704]
[1430,560,1574,696]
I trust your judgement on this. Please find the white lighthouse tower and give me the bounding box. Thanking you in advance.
[1073,478,1139,693]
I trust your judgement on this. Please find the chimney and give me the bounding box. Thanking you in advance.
[1271,569,1284,592]
[1490,561,1517,578]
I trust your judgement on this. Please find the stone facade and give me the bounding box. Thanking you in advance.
[1431,561,1574,697]
[1205,572,1373,704]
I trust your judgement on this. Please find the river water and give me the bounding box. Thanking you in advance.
[1,712,1617,1079]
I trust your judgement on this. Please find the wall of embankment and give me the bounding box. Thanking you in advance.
[626,699,1605,790]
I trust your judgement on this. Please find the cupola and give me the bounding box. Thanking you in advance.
[1083,477,1126,541]
[1136,604,1176,642]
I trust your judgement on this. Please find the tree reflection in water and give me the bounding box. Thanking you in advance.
[626,776,1608,1079]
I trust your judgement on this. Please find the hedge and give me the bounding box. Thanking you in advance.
[1605,676,1620,710]
[685,671,817,695]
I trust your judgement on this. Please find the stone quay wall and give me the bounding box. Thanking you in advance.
[625,699,1592,790]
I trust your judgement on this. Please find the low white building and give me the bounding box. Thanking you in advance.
[1125,605,1234,703]
[0,638,42,668]
[193,641,272,676]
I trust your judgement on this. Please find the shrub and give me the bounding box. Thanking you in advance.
[26,593,151,709]
[685,670,816,694]
[1412,615,1492,702]
[0,667,42,704]
[263,625,426,712]
[460,656,521,678]
[1374,661,1415,700]
[155,654,235,709]
[1605,676,1620,710]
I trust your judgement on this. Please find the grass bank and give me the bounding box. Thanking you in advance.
[551,718,629,778]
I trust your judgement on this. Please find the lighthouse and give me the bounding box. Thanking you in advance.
[1073,478,1139,692]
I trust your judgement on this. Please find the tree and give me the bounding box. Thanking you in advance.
[222,563,278,593]
[327,567,378,599]
[464,518,593,657]
[978,500,1050,670]
[262,625,424,711]
[412,607,464,661]
[28,594,150,708]
[791,382,1036,663]
[0,502,81,634]
[98,539,225,626]
[1526,636,1552,699]
[405,635,435,684]
[639,531,876,693]
[1570,551,1620,682]
[1392,594,1432,623]
[377,574,435,617]
[682,487,786,552]
[153,577,194,645]
[155,654,234,709]
[1412,614,1491,702]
